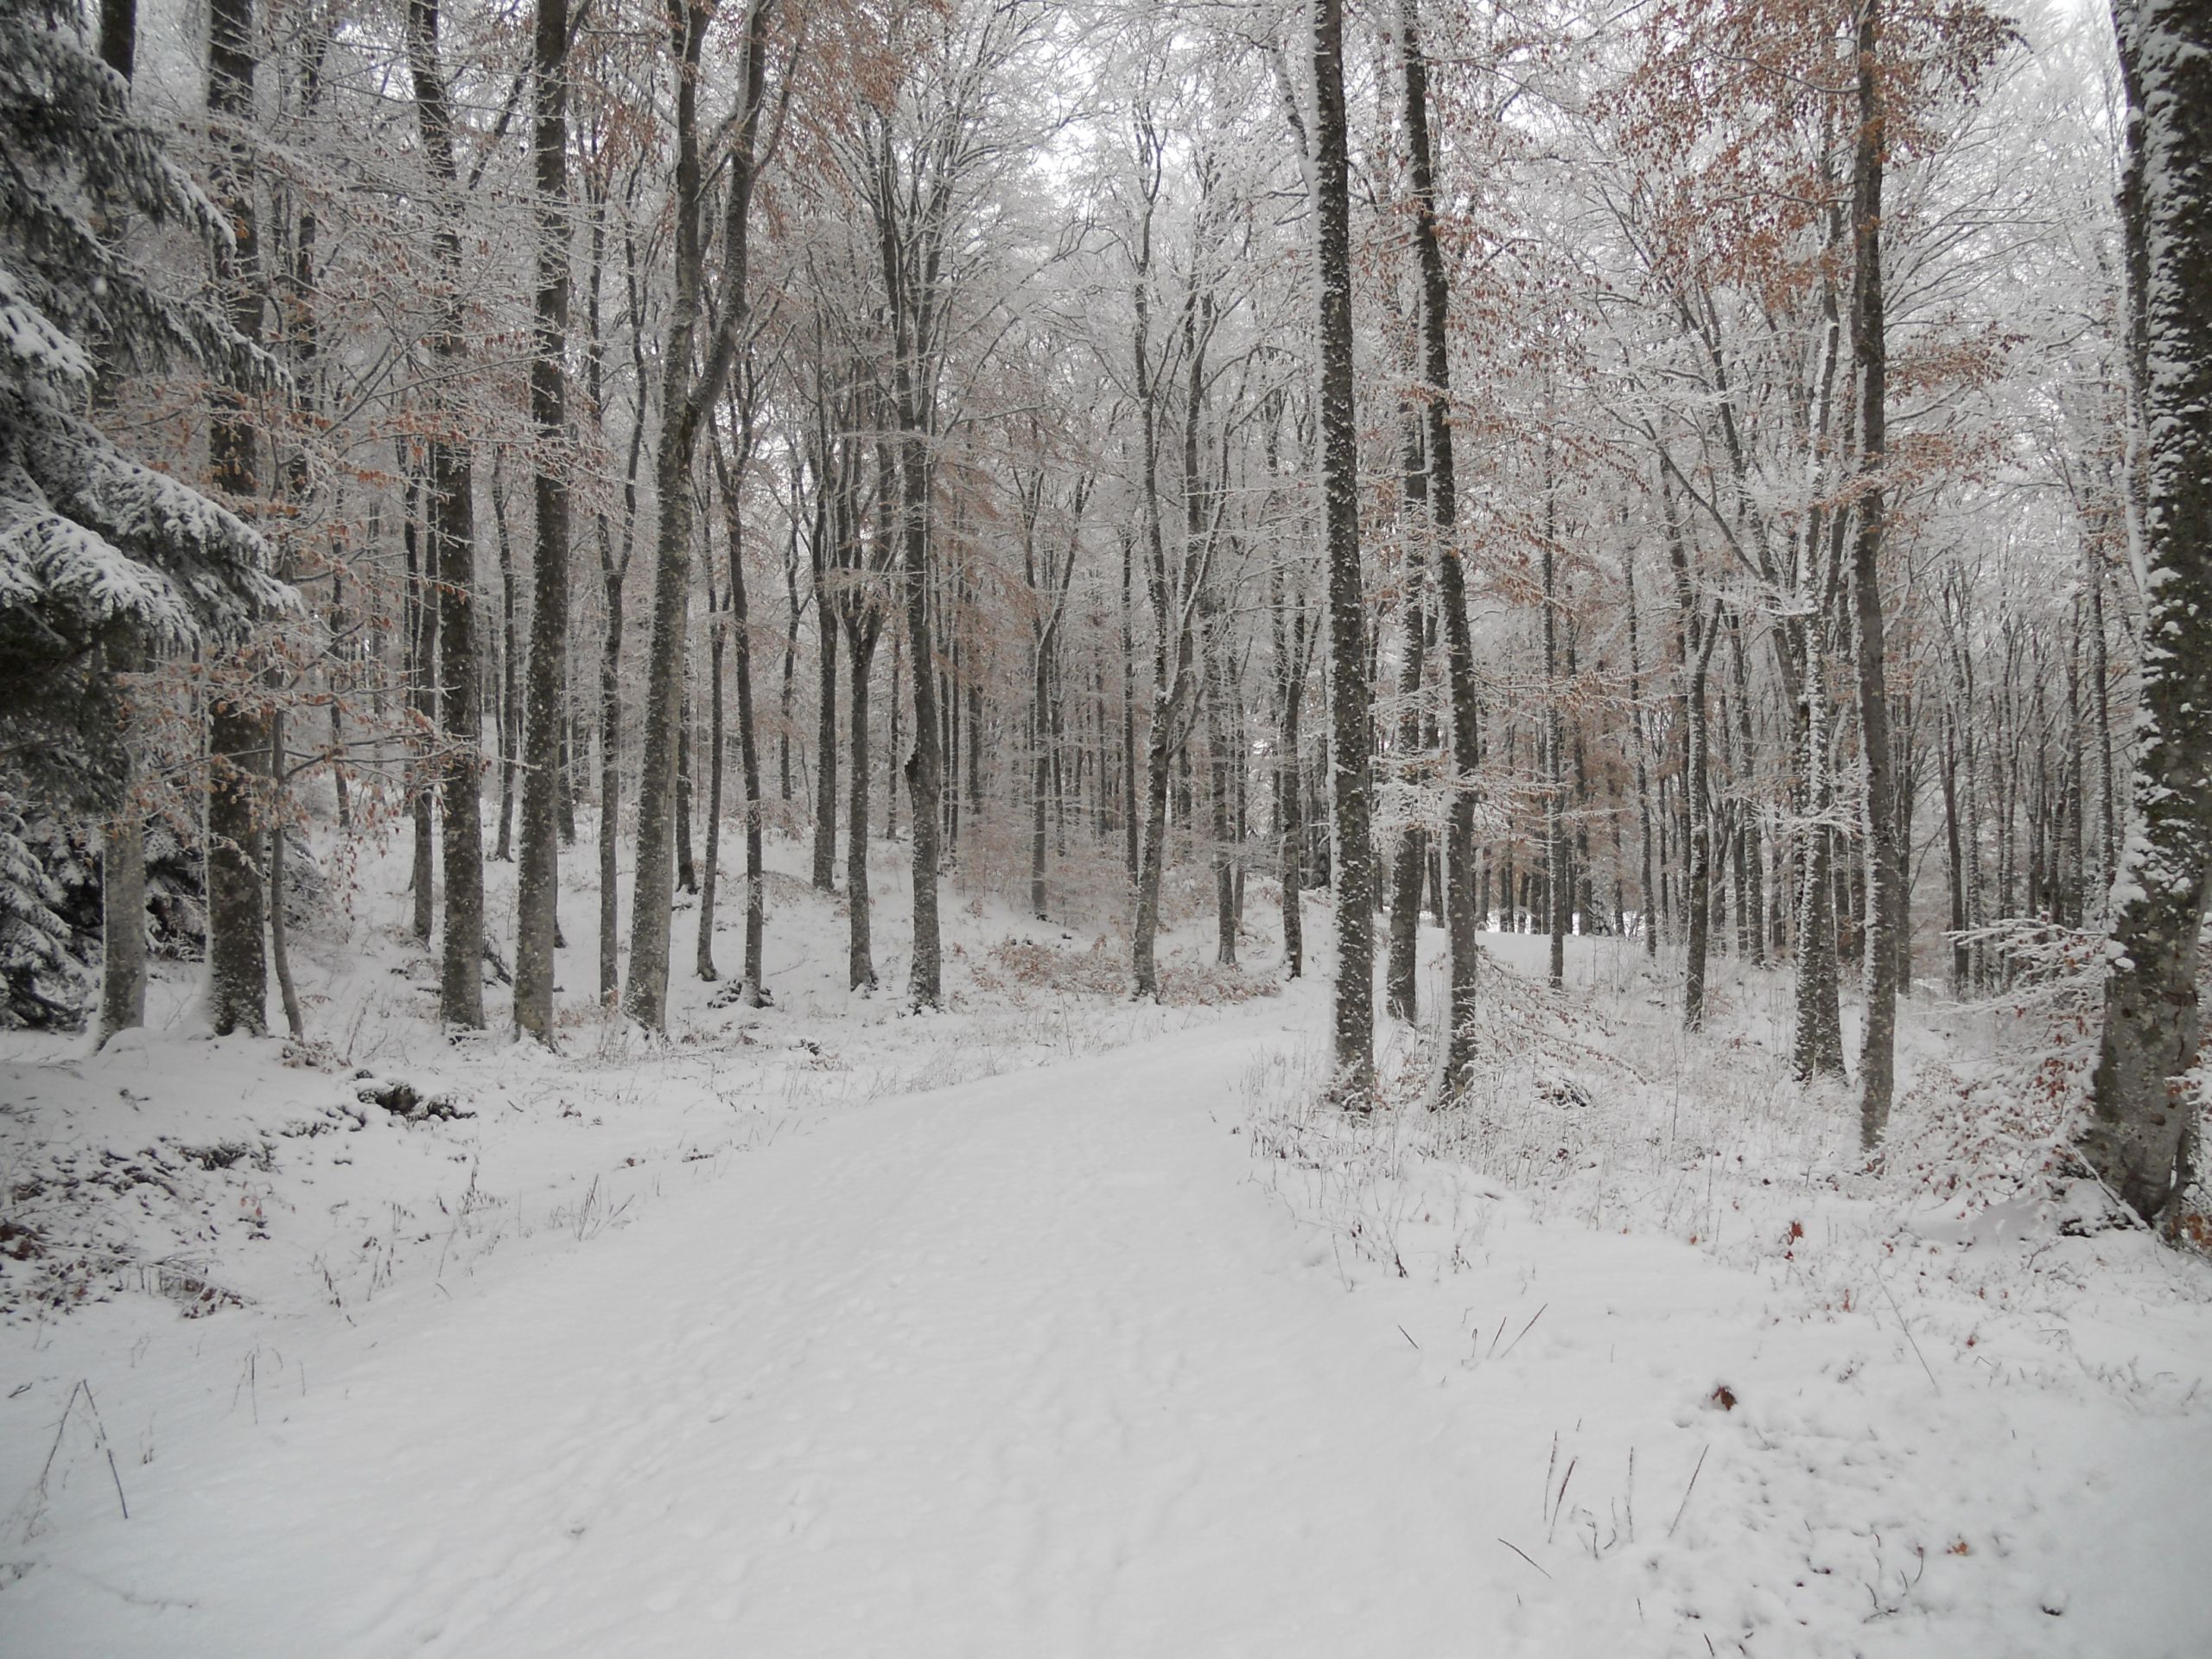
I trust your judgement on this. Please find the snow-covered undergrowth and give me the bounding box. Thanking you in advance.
[1244,933,2212,1655]
[0,817,1285,1585]
[7,826,2210,1656]
[0,823,1274,1328]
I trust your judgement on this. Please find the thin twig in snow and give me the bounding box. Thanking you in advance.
[1669,1445,1709,1538]
[1497,1537,1553,1580]
[1879,1274,1942,1395]
[1500,1303,1548,1357]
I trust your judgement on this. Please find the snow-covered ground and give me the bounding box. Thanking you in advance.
[3,824,2209,1656]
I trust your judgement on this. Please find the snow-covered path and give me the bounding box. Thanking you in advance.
[16,982,2212,1658]
[13,1007,1518,1656]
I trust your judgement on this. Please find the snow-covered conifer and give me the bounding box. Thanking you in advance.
[0,0,289,1023]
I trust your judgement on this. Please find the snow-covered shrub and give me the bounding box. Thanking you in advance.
[971,934,1279,1007]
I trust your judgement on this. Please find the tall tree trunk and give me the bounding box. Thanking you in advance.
[1669,493,1715,1030]
[1543,461,1567,991]
[1628,556,1656,956]
[98,645,147,1046]
[267,710,305,1040]
[846,617,881,989]
[407,470,435,945]
[329,571,352,834]
[894,416,943,1006]
[1729,612,1764,964]
[1272,560,1310,982]
[1794,660,1847,1079]
[810,475,839,888]
[696,573,725,980]
[1402,0,1482,1093]
[721,440,768,1002]
[676,681,698,894]
[2087,535,2119,898]
[1206,611,1238,966]
[205,0,266,1038]
[492,460,519,861]
[407,0,486,1029]
[1315,0,1375,1095]
[513,0,572,1041]
[1942,714,1968,993]
[624,0,771,1031]
[1128,155,1179,1001]
[780,525,799,804]
[1122,531,1140,881]
[1031,625,1053,920]
[2081,0,2212,1227]
[1385,378,1428,1022]
[597,550,626,1002]
[1850,0,1902,1147]
[93,5,144,1046]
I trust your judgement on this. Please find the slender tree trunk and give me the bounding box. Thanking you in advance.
[1385,383,1428,1022]
[780,527,799,804]
[894,417,943,1007]
[1273,563,1310,981]
[1628,557,1656,956]
[1206,611,1237,966]
[329,574,352,834]
[624,0,770,1031]
[1122,532,1140,881]
[1315,0,1375,1095]
[726,449,767,1002]
[493,461,519,862]
[1401,0,1481,1091]
[407,474,435,946]
[677,681,698,895]
[1794,656,1847,1078]
[1669,495,1715,1030]
[1543,466,1567,991]
[696,581,725,981]
[1128,179,1178,1000]
[1031,626,1052,920]
[1730,613,1764,964]
[1942,715,1967,994]
[98,645,147,1046]
[267,710,304,1040]
[597,551,625,1002]
[205,0,266,1037]
[1851,0,1901,1147]
[512,0,572,1041]
[811,505,839,888]
[875,627,892,836]
[407,0,486,1029]
[2087,534,2119,901]
[846,618,880,989]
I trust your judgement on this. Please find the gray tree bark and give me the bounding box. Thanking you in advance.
[1401,0,1483,1097]
[98,643,147,1046]
[406,0,486,1029]
[624,0,772,1030]
[2081,0,2212,1227]
[205,0,266,1038]
[1315,0,1375,1096]
[1850,0,1902,1147]
[513,0,572,1042]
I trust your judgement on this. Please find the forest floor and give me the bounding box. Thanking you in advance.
[2,823,2209,1656]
